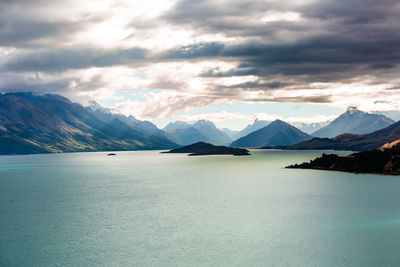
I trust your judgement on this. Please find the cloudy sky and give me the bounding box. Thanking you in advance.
[1,0,400,129]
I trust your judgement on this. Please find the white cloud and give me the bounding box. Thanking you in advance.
[115,90,219,119]
[262,11,302,23]
[250,113,335,125]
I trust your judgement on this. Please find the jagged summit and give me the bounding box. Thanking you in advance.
[87,100,118,114]
[346,106,359,113]
[193,119,215,128]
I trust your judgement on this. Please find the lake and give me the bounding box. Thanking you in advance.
[1,150,400,266]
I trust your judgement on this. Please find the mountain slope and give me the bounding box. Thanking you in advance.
[234,119,270,140]
[192,120,231,145]
[167,127,209,145]
[288,119,400,151]
[312,107,394,138]
[87,101,180,144]
[0,92,178,154]
[230,120,312,148]
[163,121,190,132]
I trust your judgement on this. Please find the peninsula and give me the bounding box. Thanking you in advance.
[286,140,400,175]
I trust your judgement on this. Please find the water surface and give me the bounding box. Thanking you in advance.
[1,150,400,266]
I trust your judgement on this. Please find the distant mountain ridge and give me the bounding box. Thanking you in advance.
[2,92,399,155]
[295,121,331,134]
[0,92,179,154]
[221,128,239,139]
[163,121,190,132]
[163,120,231,145]
[312,107,394,138]
[230,120,312,148]
[166,127,208,145]
[288,119,400,151]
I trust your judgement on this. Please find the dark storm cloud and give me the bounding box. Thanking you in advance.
[216,81,291,90]
[163,0,324,41]
[179,34,399,84]
[201,67,260,77]
[0,71,110,95]
[0,74,71,93]
[261,95,332,103]
[2,48,148,72]
[299,0,399,23]
[164,0,293,29]
[0,0,105,47]
[0,19,82,47]
[161,0,400,85]
[2,0,399,77]
[160,43,224,59]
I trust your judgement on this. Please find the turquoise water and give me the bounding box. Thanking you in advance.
[1,150,400,266]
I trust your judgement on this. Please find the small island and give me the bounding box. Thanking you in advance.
[286,140,400,175]
[163,142,251,156]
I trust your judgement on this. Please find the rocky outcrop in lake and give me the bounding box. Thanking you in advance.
[163,142,250,156]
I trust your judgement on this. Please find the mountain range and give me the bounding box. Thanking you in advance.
[288,119,400,151]
[230,120,312,148]
[1,92,399,155]
[87,101,179,145]
[0,92,179,154]
[163,120,231,145]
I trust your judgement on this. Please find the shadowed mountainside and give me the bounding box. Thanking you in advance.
[0,92,179,154]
